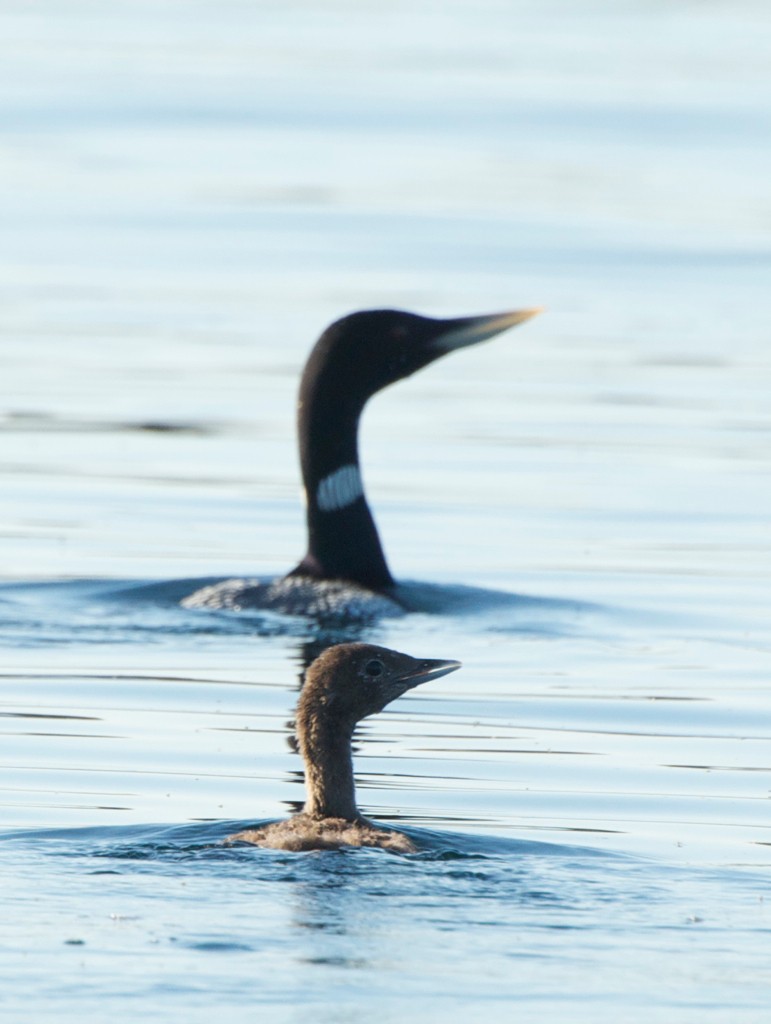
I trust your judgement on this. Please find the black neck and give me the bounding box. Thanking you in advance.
[288,378,394,590]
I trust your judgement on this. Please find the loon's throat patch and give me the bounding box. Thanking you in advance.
[316,464,364,511]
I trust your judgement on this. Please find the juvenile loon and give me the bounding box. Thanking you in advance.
[183,307,541,616]
[226,642,460,852]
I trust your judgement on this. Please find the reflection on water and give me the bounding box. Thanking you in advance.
[2,0,771,1019]
[1,579,769,863]
[1,822,769,1019]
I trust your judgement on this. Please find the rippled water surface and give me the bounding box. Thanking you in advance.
[1,1,770,1021]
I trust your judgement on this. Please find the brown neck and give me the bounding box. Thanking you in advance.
[298,709,359,820]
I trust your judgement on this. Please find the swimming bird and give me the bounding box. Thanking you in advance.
[183,307,541,617]
[226,642,460,852]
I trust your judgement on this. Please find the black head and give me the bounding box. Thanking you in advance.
[299,641,461,728]
[300,307,543,413]
[292,305,542,591]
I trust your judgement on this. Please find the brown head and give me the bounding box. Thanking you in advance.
[296,642,461,820]
[298,642,461,733]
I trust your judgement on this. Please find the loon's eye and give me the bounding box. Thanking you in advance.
[364,659,384,678]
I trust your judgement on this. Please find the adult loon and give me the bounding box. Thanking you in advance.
[226,642,460,852]
[183,307,541,618]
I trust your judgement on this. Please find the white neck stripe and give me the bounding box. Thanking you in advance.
[316,464,364,512]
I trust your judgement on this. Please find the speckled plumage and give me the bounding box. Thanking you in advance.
[227,814,418,853]
[181,575,404,621]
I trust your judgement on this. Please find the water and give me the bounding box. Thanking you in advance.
[1,1,771,1020]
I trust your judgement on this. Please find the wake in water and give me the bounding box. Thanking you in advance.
[0,817,617,865]
[0,576,603,650]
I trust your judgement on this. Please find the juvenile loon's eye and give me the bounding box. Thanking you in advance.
[364,659,384,678]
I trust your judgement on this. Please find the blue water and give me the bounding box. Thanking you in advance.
[2,1,771,1020]
[3,823,769,1023]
